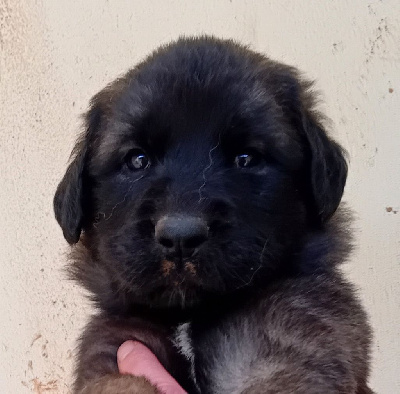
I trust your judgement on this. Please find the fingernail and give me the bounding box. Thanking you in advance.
[117,340,137,361]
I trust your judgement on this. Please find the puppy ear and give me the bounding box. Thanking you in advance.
[301,114,348,223]
[54,148,85,244]
[266,66,347,222]
[54,106,102,244]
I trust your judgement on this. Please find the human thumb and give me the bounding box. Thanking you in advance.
[117,340,187,394]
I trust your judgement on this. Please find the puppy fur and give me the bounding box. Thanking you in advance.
[54,36,373,393]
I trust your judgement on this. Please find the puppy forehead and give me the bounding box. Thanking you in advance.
[92,42,303,168]
[97,81,268,157]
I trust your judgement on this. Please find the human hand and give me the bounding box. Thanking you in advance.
[117,341,187,394]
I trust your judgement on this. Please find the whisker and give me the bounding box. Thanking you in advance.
[104,176,144,221]
[198,134,221,202]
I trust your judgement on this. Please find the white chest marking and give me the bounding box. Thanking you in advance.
[173,322,194,361]
[173,322,198,387]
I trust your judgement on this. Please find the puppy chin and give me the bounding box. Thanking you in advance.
[146,284,203,309]
[153,260,204,307]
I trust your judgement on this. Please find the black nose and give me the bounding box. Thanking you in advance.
[155,215,208,258]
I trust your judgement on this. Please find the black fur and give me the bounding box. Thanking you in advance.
[54,37,372,393]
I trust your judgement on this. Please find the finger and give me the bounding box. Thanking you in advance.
[117,340,187,394]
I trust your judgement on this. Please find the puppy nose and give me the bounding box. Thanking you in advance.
[155,215,208,257]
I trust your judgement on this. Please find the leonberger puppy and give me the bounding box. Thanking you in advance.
[54,37,373,393]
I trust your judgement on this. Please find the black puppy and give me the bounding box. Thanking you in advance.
[54,37,373,393]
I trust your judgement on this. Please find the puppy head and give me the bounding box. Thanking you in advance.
[54,37,347,308]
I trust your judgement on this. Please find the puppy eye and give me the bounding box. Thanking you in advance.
[234,152,262,168]
[125,149,150,171]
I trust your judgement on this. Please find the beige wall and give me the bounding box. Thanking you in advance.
[1,1,399,393]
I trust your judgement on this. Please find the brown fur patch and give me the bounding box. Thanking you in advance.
[80,374,159,393]
[184,262,197,276]
[161,260,175,277]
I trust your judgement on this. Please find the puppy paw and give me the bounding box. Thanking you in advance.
[79,374,160,394]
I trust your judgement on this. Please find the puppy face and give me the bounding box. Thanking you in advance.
[54,38,347,308]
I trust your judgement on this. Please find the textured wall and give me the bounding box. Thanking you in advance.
[1,1,399,393]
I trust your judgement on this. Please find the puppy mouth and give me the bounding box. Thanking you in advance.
[141,259,202,307]
[161,259,198,283]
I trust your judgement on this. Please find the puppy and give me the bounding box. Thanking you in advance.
[54,37,374,393]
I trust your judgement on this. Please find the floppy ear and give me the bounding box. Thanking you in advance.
[266,65,347,223]
[301,114,348,223]
[54,146,86,244]
[54,105,102,244]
